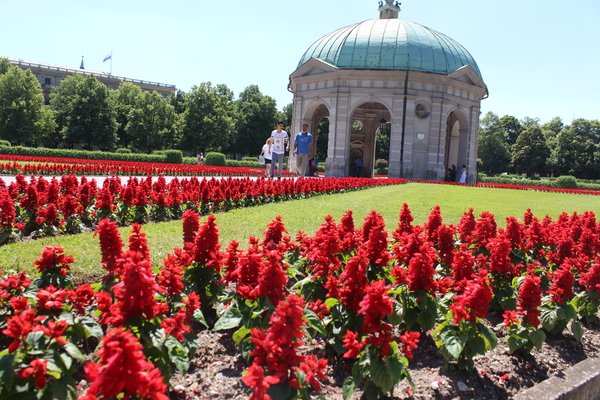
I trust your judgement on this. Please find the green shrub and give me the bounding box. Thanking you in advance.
[554,175,578,189]
[163,149,183,164]
[226,159,263,168]
[0,146,167,163]
[0,140,11,147]
[242,157,256,162]
[375,159,388,175]
[204,152,226,167]
[115,148,132,154]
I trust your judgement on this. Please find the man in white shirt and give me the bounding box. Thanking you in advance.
[270,121,289,179]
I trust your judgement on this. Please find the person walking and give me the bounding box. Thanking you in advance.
[270,121,289,179]
[260,138,273,177]
[293,123,313,177]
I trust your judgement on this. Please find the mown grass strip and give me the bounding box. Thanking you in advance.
[0,182,598,277]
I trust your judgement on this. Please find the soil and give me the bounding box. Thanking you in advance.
[152,311,600,400]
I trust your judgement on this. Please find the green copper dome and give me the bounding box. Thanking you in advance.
[298,18,483,80]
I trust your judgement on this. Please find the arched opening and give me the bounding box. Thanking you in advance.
[444,111,469,182]
[349,102,391,177]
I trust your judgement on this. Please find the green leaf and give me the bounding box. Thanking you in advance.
[0,353,15,388]
[562,303,577,321]
[469,335,486,355]
[571,321,583,342]
[25,331,46,349]
[232,326,251,344]
[304,309,326,336]
[540,307,557,331]
[508,336,526,353]
[325,297,339,309]
[370,360,394,394]
[442,330,467,359]
[386,355,406,384]
[480,324,498,350]
[214,306,242,331]
[529,329,546,350]
[81,315,104,339]
[63,342,85,362]
[342,376,356,400]
[417,310,436,332]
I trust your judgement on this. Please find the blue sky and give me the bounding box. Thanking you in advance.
[2,0,599,125]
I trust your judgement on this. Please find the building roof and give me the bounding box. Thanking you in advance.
[297,18,483,80]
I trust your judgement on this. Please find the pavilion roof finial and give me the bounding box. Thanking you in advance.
[378,0,401,19]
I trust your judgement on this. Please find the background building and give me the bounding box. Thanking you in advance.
[289,1,488,182]
[6,57,176,104]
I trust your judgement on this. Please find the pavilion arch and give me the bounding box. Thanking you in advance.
[444,108,471,182]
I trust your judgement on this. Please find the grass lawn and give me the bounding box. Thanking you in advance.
[0,182,598,276]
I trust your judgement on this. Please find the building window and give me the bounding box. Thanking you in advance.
[415,103,430,118]
[44,77,51,85]
[352,120,363,132]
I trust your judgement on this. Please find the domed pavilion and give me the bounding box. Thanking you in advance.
[288,1,488,182]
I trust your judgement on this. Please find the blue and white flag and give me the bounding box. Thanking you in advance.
[103,52,112,62]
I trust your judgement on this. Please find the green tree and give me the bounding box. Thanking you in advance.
[169,89,187,115]
[376,122,390,160]
[499,115,524,146]
[231,85,277,156]
[127,91,180,154]
[520,116,540,129]
[66,75,116,149]
[316,118,329,162]
[552,119,600,179]
[278,103,293,133]
[511,125,550,176]
[179,82,235,153]
[477,112,511,174]
[111,82,142,148]
[0,65,55,144]
[0,58,11,75]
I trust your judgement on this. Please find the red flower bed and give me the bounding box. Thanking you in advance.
[0,204,598,399]
[0,154,285,177]
[0,174,408,244]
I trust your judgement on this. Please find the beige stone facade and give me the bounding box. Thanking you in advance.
[289,59,487,182]
[6,57,176,104]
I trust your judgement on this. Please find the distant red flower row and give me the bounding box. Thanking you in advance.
[412,179,600,196]
[0,155,292,177]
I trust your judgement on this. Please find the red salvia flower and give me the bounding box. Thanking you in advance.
[399,331,421,359]
[342,330,366,358]
[449,269,493,324]
[182,209,200,244]
[339,249,369,311]
[393,202,415,240]
[0,188,15,230]
[262,216,288,249]
[407,244,437,292]
[128,223,150,260]
[503,310,520,327]
[547,264,575,304]
[158,252,186,298]
[579,262,600,295]
[81,328,168,400]
[425,205,443,244]
[161,309,190,341]
[505,216,524,249]
[363,211,390,268]
[517,269,543,327]
[437,224,456,265]
[36,284,71,311]
[242,364,279,400]
[458,208,476,243]
[109,251,163,326]
[94,218,124,277]
[487,235,515,277]
[19,358,48,389]
[451,243,476,283]
[193,214,223,272]
[293,354,328,391]
[254,249,288,306]
[33,245,74,277]
[474,211,497,248]
[3,308,41,353]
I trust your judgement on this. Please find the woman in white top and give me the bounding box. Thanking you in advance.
[459,164,467,183]
[260,138,273,177]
